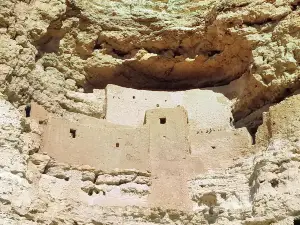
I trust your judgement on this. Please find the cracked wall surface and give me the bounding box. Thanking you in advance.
[1,0,300,224]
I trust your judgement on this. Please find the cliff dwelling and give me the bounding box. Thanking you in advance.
[36,84,252,210]
[1,0,300,224]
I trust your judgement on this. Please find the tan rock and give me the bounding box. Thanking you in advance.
[1,0,300,224]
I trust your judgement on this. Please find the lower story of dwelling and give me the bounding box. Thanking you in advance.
[40,106,251,172]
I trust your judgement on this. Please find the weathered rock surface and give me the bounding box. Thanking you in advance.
[1,0,300,224]
[0,0,299,120]
[2,92,300,224]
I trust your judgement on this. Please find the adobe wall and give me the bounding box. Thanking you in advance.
[40,104,251,175]
[41,116,149,171]
[145,107,190,161]
[40,106,208,210]
[39,95,251,210]
[106,84,232,130]
[190,128,251,170]
[146,107,203,210]
[21,101,49,122]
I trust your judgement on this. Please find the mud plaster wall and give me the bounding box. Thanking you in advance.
[106,84,232,130]
[42,116,149,171]
[41,107,201,209]
[146,107,198,210]
[190,128,252,170]
[41,100,251,173]
[26,102,49,122]
[39,102,252,211]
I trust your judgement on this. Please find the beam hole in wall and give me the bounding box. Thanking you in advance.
[160,117,166,124]
[116,143,120,148]
[294,219,300,225]
[156,104,159,107]
[70,129,76,138]
[132,96,135,99]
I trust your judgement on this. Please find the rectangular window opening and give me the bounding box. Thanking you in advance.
[70,129,76,138]
[160,117,166,124]
[116,143,120,148]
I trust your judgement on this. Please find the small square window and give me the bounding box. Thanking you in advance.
[160,118,166,124]
[116,143,120,148]
[70,129,76,138]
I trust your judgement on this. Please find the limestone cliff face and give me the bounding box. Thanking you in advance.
[1,0,300,224]
[1,0,299,119]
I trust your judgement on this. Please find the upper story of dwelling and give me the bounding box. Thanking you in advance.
[105,84,233,131]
